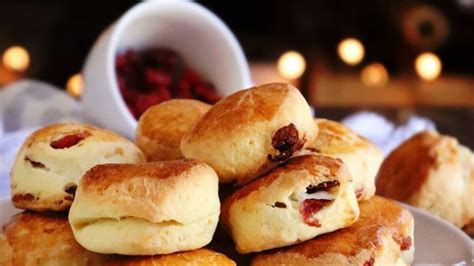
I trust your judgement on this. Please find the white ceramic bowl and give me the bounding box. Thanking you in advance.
[82,0,252,138]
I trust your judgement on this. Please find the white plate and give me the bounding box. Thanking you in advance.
[0,198,472,264]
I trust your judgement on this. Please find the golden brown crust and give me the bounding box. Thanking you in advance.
[187,83,290,138]
[312,119,370,154]
[24,123,127,147]
[252,196,413,264]
[136,99,211,161]
[225,155,345,204]
[376,130,474,228]
[283,196,412,258]
[376,131,438,201]
[220,154,360,253]
[310,119,383,201]
[69,160,220,255]
[0,212,105,265]
[81,159,201,192]
[105,249,236,266]
[220,155,347,222]
[180,83,317,184]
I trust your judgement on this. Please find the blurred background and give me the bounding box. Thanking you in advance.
[0,0,473,147]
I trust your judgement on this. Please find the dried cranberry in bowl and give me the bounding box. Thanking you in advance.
[116,48,220,119]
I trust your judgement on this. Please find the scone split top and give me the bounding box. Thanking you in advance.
[181,83,318,185]
[69,160,220,255]
[221,155,360,254]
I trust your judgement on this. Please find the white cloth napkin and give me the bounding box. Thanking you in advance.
[0,80,436,198]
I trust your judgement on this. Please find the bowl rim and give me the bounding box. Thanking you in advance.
[105,0,252,128]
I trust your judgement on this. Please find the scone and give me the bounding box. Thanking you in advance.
[376,131,474,228]
[105,249,236,266]
[181,82,318,185]
[69,160,220,255]
[252,196,414,266]
[308,119,383,200]
[221,155,359,254]
[136,99,211,161]
[0,212,105,266]
[10,123,145,211]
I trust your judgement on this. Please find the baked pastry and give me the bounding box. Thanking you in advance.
[181,82,318,185]
[221,155,359,254]
[0,212,105,266]
[136,99,211,161]
[252,196,414,266]
[308,119,383,200]
[376,131,474,228]
[105,249,236,266]
[10,123,145,212]
[69,160,220,255]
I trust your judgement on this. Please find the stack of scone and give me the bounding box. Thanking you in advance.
[1,122,234,265]
[1,82,417,265]
[179,83,413,264]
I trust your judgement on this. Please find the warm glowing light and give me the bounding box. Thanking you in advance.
[360,63,389,87]
[2,46,30,72]
[337,38,365,65]
[277,51,306,80]
[66,74,83,98]
[415,52,442,81]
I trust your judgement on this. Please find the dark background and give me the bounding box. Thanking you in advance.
[1,0,473,88]
[1,0,472,148]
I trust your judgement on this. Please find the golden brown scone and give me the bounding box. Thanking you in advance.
[309,119,383,201]
[105,249,236,266]
[10,123,145,212]
[0,212,105,266]
[252,196,415,266]
[136,99,211,161]
[69,160,220,255]
[181,82,318,185]
[376,131,474,228]
[221,155,359,254]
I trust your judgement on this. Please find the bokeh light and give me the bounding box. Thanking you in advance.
[2,46,30,72]
[66,74,83,98]
[277,51,306,80]
[337,38,365,65]
[360,63,389,87]
[415,52,442,81]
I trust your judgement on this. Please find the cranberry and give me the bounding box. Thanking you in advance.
[116,48,220,119]
[300,199,332,227]
[145,68,172,87]
[50,133,88,149]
